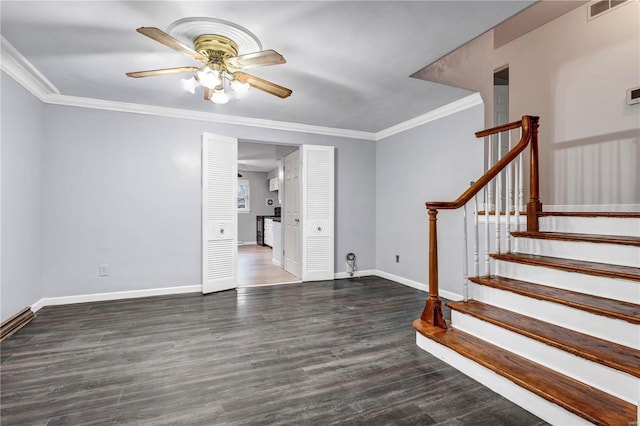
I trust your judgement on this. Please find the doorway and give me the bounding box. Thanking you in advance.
[236,142,298,286]
[203,138,335,293]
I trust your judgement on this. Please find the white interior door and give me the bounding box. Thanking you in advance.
[202,132,237,294]
[283,149,300,277]
[301,145,334,281]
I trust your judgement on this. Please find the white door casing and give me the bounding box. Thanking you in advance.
[301,145,334,281]
[202,132,238,294]
[284,149,300,277]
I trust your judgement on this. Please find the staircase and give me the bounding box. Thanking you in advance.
[412,116,639,425]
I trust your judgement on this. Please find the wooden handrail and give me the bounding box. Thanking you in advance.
[419,115,540,329]
[427,116,537,210]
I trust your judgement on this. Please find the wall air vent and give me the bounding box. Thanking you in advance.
[588,0,628,20]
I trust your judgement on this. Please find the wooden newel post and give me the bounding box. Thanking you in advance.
[420,208,448,329]
[526,116,542,232]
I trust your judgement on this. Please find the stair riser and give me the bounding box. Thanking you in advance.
[451,311,638,404]
[415,333,593,426]
[495,260,639,304]
[471,284,639,349]
[515,238,640,268]
[539,216,640,237]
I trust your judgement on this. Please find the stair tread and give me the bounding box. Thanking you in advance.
[447,300,640,377]
[539,211,640,218]
[413,320,637,426]
[512,231,640,247]
[491,252,640,281]
[469,275,640,324]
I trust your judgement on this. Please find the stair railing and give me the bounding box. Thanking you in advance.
[420,115,540,329]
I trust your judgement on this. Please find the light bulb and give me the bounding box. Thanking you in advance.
[211,89,229,104]
[197,66,221,89]
[181,76,199,94]
[231,79,250,95]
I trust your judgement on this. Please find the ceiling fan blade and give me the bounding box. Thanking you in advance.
[234,72,292,99]
[136,27,206,62]
[126,66,199,78]
[227,50,286,70]
[204,87,213,101]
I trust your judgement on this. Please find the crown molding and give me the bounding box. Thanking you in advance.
[374,92,483,140]
[1,36,59,100]
[44,93,377,140]
[1,36,482,141]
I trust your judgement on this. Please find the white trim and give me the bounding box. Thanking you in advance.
[32,285,201,308]
[237,280,301,288]
[44,94,377,141]
[334,269,377,280]
[372,270,463,301]
[272,258,282,267]
[1,36,481,141]
[543,204,640,212]
[238,241,257,245]
[374,93,483,140]
[31,298,46,313]
[0,36,59,100]
[415,332,592,426]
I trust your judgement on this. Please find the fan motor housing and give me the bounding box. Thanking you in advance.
[194,34,238,60]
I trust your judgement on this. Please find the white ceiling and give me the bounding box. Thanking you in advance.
[0,1,534,134]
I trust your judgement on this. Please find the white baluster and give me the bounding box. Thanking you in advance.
[518,128,524,232]
[462,203,469,302]
[505,130,512,253]
[514,153,521,236]
[484,186,490,276]
[495,133,502,254]
[473,191,479,279]
[487,136,493,213]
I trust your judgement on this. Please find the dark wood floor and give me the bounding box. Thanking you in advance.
[1,277,546,425]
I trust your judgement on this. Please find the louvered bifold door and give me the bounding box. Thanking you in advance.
[301,145,335,281]
[202,132,238,294]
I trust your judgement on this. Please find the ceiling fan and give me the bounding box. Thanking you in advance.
[126,18,292,104]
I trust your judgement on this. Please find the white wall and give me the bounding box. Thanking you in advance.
[38,104,376,298]
[376,104,484,297]
[1,73,45,321]
[495,2,640,206]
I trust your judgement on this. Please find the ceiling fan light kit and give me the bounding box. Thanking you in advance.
[126,17,292,104]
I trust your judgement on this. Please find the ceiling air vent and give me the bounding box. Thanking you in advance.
[588,0,628,20]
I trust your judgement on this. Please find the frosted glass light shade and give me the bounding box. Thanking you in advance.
[211,89,229,104]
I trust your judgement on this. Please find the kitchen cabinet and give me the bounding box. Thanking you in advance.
[264,218,274,247]
[269,177,279,191]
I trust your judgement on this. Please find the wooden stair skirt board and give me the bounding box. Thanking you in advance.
[413,320,637,426]
[1,307,35,342]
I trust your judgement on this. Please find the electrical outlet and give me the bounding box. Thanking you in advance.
[395,255,399,263]
[99,264,109,277]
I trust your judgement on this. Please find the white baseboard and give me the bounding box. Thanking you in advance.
[372,270,462,301]
[31,298,46,313]
[238,241,257,245]
[543,204,640,212]
[32,285,201,309]
[272,259,282,267]
[334,269,377,280]
[29,270,458,312]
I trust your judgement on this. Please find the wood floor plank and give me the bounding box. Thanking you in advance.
[0,278,545,425]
